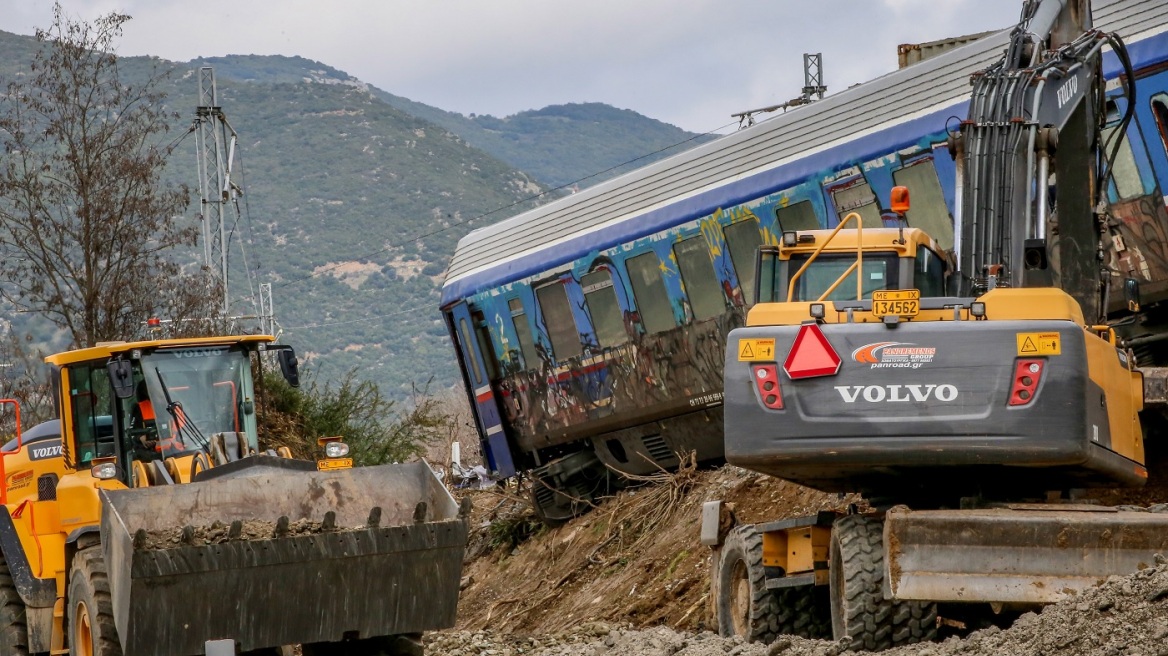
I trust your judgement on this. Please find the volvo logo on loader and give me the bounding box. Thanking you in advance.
[834,384,959,403]
[29,441,63,461]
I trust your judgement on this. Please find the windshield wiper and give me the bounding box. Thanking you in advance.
[154,368,212,455]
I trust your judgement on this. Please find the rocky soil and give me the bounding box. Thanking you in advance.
[430,558,1168,655]
[438,444,1168,655]
[137,517,329,549]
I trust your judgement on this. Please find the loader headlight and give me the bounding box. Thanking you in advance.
[91,462,118,480]
[325,441,350,458]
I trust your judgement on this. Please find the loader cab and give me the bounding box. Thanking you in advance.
[46,337,276,489]
[755,227,949,305]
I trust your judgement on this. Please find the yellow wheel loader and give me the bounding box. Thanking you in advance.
[0,335,466,655]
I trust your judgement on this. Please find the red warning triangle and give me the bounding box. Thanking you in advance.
[783,323,842,379]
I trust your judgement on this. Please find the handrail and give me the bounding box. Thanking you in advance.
[786,211,865,303]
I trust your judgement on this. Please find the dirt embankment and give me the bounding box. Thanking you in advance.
[442,450,1168,655]
[454,465,857,634]
[431,560,1168,656]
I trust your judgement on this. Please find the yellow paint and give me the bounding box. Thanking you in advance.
[761,530,786,567]
[777,227,937,261]
[738,338,776,361]
[44,334,274,367]
[1085,331,1144,465]
[760,525,830,577]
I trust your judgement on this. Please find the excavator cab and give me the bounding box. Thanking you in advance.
[755,187,949,309]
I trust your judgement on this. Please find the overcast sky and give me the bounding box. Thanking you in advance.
[5,0,1024,134]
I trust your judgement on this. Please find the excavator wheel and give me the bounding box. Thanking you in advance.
[0,554,30,655]
[775,585,832,639]
[301,633,423,656]
[716,525,783,642]
[717,524,831,642]
[68,547,122,656]
[829,515,936,651]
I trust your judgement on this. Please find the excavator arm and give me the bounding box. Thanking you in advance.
[952,0,1136,324]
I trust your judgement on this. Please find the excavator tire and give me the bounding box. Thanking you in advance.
[716,525,781,642]
[0,555,29,655]
[68,547,122,656]
[301,633,423,656]
[776,585,832,639]
[829,515,936,651]
[830,515,892,651]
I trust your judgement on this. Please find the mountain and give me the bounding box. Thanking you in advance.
[196,54,718,189]
[0,34,715,396]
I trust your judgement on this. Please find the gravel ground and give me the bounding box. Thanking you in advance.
[430,557,1168,656]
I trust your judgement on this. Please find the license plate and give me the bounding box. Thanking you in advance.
[317,457,353,471]
[871,289,920,318]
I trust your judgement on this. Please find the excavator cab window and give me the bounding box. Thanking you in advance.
[914,247,947,297]
[787,253,899,302]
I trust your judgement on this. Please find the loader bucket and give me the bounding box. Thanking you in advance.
[98,456,467,656]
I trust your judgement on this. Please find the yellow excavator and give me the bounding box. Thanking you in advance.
[0,335,466,655]
[707,1,1168,648]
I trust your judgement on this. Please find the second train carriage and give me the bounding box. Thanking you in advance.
[440,0,1168,522]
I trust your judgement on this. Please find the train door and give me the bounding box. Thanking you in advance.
[449,301,516,478]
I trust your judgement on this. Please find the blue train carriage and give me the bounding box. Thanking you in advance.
[440,0,1168,523]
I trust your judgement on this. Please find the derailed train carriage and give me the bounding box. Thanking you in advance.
[440,0,1168,522]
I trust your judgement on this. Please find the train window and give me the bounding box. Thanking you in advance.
[535,282,583,361]
[458,318,483,386]
[582,269,628,348]
[774,200,819,232]
[914,247,946,297]
[830,180,883,229]
[1152,94,1168,160]
[626,252,678,335]
[508,298,541,369]
[1102,123,1146,201]
[723,219,763,305]
[893,159,954,250]
[674,236,726,321]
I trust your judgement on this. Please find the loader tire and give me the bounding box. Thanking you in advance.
[68,547,122,656]
[829,515,936,651]
[0,555,29,655]
[716,525,780,642]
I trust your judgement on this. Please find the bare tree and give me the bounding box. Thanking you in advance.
[0,4,215,348]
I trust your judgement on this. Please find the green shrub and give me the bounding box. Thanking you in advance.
[258,368,449,465]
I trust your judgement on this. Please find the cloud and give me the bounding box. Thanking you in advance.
[4,0,1022,132]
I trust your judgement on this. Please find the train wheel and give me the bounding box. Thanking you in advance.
[68,547,122,656]
[0,555,29,655]
[716,525,780,642]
